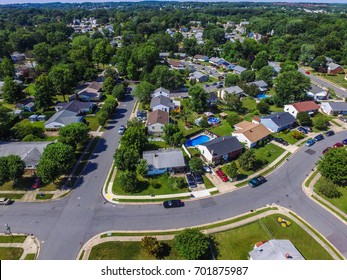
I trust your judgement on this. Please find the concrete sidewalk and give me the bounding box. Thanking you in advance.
[77,205,342,260]
[0,234,40,260]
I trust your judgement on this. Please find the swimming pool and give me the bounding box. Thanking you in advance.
[257,94,270,99]
[186,135,211,147]
[208,117,220,125]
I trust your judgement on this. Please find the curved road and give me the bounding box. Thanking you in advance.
[0,93,347,260]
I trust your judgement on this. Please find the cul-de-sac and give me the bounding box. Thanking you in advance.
[0,1,346,261]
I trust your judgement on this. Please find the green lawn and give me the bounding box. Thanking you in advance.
[36,193,54,200]
[177,119,202,137]
[0,235,27,243]
[85,116,99,131]
[89,240,182,260]
[210,120,233,136]
[187,147,201,157]
[203,175,215,189]
[145,141,171,151]
[24,253,36,260]
[0,176,60,192]
[242,97,257,112]
[0,193,24,200]
[273,130,305,144]
[318,73,347,89]
[314,177,347,214]
[269,105,284,113]
[89,214,332,260]
[112,171,190,196]
[0,247,24,260]
[253,143,285,165]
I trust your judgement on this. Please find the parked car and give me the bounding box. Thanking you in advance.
[302,126,312,132]
[215,169,228,182]
[273,137,288,146]
[338,115,347,123]
[333,142,344,148]
[32,178,41,189]
[248,176,267,188]
[342,139,347,145]
[203,165,212,173]
[118,125,126,135]
[191,171,203,184]
[185,173,197,188]
[322,147,332,154]
[216,84,223,88]
[163,200,184,208]
[314,134,324,141]
[297,127,308,134]
[305,71,310,74]
[305,139,315,147]
[0,197,11,205]
[212,82,217,85]
[325,130,334,137]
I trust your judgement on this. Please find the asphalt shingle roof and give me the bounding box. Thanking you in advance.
[200,136,243,156]
[143,149,185,169]
[261,112,296,127]
[150,95,175,109]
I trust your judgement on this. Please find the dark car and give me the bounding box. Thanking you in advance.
[333,142,344,148]
[32,178,41,189]
[281,140,289,146]
[303,126,313,132]
[163,200,184,208]
[185,173,197,188]
[273,137,283,143]
[322,147,332,155]
[297,127,308,134]
[314,134,324,141]
[191,171,203,184]
[325,130,334,137]
[216,84,223,88]
[248,176,267,188]
[342,139,347,145]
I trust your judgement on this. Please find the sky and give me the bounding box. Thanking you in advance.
[0,0,347,5]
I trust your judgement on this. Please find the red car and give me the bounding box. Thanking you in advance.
[322,147,332,154]
[216,169,228,182]
[305,71,310,75]
[32,178,41,189]
[333,142,344,148]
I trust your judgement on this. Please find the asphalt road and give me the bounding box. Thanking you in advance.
[0,92,347,259]
[299,68,347,98]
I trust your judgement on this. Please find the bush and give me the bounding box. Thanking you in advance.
[313,114,329,131]
[291,130,304,140]
[141,236,163,259]
[317,177,342,199]
[168,177,187,189]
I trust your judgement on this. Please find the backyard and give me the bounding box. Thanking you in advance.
[88,214,332,260]
[85,115,100,131]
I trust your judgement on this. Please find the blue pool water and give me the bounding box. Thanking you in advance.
[186,135,211,147]
[257,94,270,99]
[208,117,220,124]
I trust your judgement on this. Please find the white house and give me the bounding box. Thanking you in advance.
[249,240,304,260]
[150,95,176,112]
[189,71,209,83]
[232,121,271,148]
[321,102,347,116]
[152,87,170,98]
[218,86,244,100]
[284,101,320,118]
[146,110,169,135]
[306,84,329,101]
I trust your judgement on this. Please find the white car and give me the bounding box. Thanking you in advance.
[118,125,126,135]
[0,197,11,205]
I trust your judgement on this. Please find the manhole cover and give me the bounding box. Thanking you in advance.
[305,149,316,155]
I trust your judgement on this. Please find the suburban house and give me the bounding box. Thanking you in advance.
[23,102,36,112]
[207,92,218,106]
[209,57,224,65]
[167,59,185,70]
[28,114,38,122]
[284,101,320,118]
[320,102,347,116]
[152,87,170,98]
[78,81,103,102]
[248,80,268,93]
[218,85,244,100]
[196,136,243,164]
[45,100,93,130]
[268,61,281,75]
[249,240,304,260]
[255,112,296,133]
[327,62,344,75]
[194,54,209,62]
[232,121,271,148]
[189,71,209,83]
[150,95,176,112]
[143,149,186,176]
[220,61,235,71]
[233,65,247,75]
[159,52,169,59]
[0,141,52,175]
[174,53,186,59]
[306,84,329,101]
[10,52,26,62]
[146,110,169,135]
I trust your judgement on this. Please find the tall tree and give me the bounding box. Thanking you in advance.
[252,51,269,70]
[174,229,209,260]
[49,64,75,102]
[58,123,90,151]
[0,57,15,78]
[114,147,140,171]
[224,94,244,113]
[2,76,24,104]
[120,126,148,154]
[256,66,274,87]
[34,74,54,110]
[133,82,155,103]
[163,124,185,147]
[188,85,209,113]
[318,148,347,185]
[92,39,113,67]
[189,157,204,174]
[6,155,25,183]
[224,74,240,87]
[238,149,258,171]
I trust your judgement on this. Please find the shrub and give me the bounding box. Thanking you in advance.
[291,130,304,140]
[317,177,342,199]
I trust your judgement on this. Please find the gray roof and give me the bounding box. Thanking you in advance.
[45,109,84,126]
[200,136,242,156]
[249,240,304,260]
[308,84,326,94]
[154,87,170,94]
[57,100,92,113]
[0,142,52,168]
[233,65,247,73]
[150,95,175,109]
[328,62,342,71]
[143,149,185,169]
[208,92,218,100]
[249,80,268,88]
[192,71,208,79]
[261,112,296,127]
[326,102,347,110]
[224,86,244,95]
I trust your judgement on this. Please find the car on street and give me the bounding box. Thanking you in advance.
[333,142,344,148]
[118,125,126,135]
[338,116,347,123]
[248,176,267,188]
[163,200,184,208]
[216,169,228,182]
[325,130,334,137]
[305,71,310,74]
[305,139,315,147]
[191,171,203,184]
[185,173,197,188]
[342,139,347,145]
[297,127,308,134]
[322,147,332,154]
[0,197,11,205]
[314,134,324,141]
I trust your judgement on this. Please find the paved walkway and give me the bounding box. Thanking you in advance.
[0,234,39,260]
[77,205,342,260]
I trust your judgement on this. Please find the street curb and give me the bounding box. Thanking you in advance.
[0,233,40,260]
